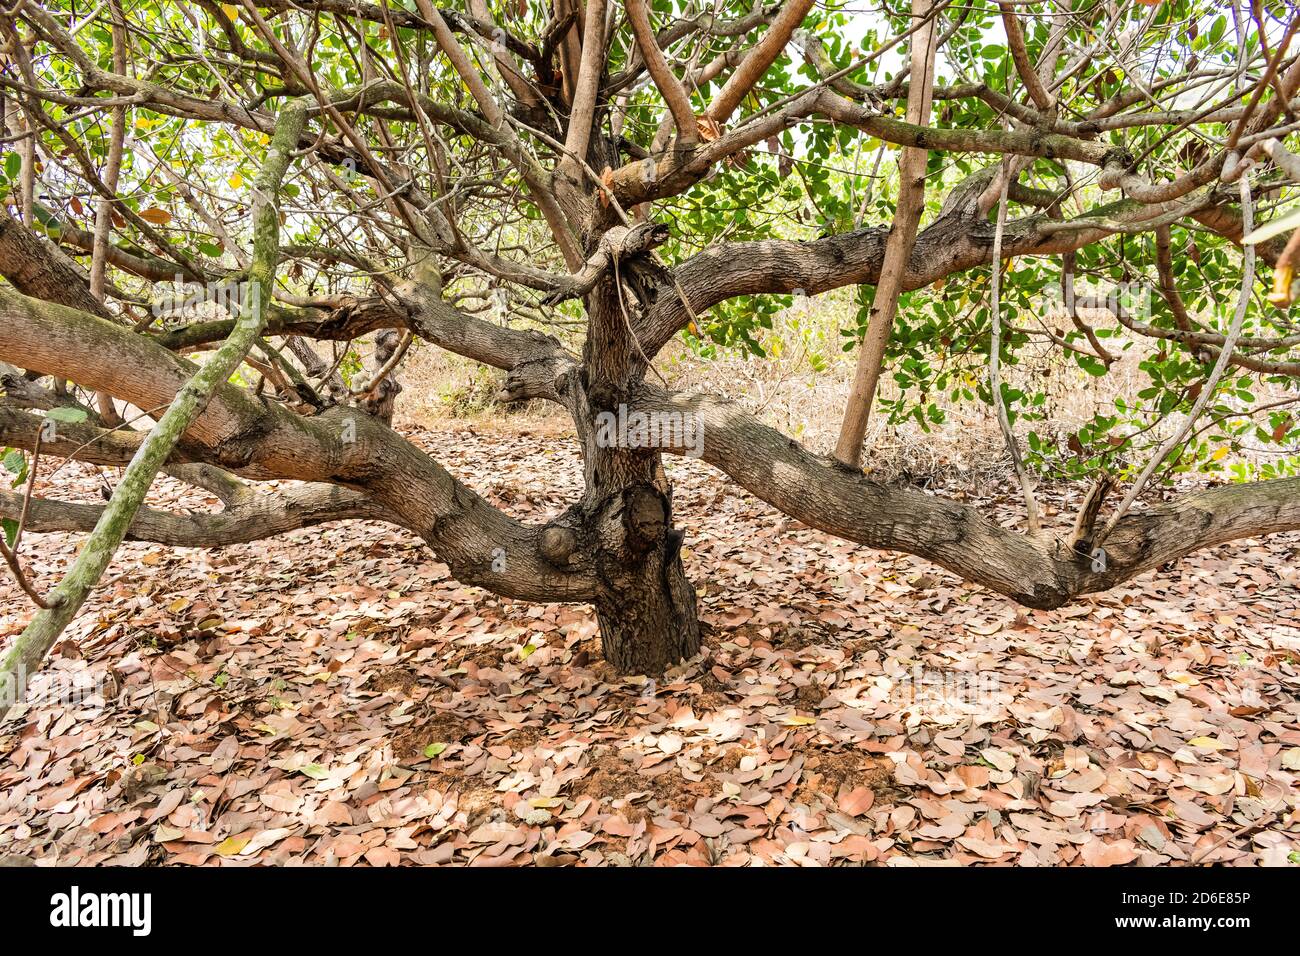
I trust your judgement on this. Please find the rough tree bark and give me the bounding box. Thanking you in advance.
[570,277,701,674]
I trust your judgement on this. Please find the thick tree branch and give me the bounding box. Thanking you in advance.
[626,0,698,148]
[638,196,1179,358]
[0,211,121,323]
[0,289,596,604]
[630,385,1300,608]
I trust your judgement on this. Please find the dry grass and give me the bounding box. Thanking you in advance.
[392,296,1293,492]
[657,301,1155,485]
[396,338,561,428]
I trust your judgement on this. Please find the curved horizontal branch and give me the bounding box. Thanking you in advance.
[52,219,182,284]
[256,1,542,62]
[0,483,395,548]
[812,90,1112,165]
[0,286,596,603]
[0,404,151,468]
[604,85,1121,207]
[638,204,1085,355]
[630,385,1300,608]
[639,186,1283,358]
[153,297,397,351]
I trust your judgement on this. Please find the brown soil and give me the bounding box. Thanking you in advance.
[796,750,904,806]
[392,711,471,760]
[580,749,705,815]
[370,667,420,696]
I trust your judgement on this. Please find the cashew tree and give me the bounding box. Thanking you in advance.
[3,0,1300,684]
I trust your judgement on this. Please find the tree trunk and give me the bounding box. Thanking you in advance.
[576,274,702,674]
[596,558,700,674]
[590,483,701,674]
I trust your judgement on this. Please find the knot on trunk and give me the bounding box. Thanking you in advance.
[622,484,667,555]
[538,524,580,566]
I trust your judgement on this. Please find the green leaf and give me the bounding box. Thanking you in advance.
[422,742,447,758]
[1076,355,1109,377]
[45,406,89,424]
[1,517,16,549]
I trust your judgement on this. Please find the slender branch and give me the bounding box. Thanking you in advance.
[88,0,129,426]
[626,0,697,147]
[998,2,1054,111]
[1098,175,1257,545]
[706,0,815,125]
[0,425,51,608]
[413,0,582,266]
[559,0,607,179]
[0,533,50,609]
[0,99,308,716]
[987,170,1041,534]
[834,0,938,467]
[0,483,395,549]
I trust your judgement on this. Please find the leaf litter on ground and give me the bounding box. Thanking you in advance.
[1,422,1298,867]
